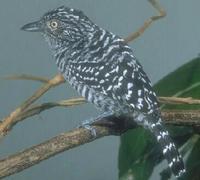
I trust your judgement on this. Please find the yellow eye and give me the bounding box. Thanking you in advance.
[50,21,58,29]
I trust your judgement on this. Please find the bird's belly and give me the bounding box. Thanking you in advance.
[66,75,123,113]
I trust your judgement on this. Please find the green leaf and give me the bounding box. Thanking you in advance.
[119,128,155,180]
[118,57,200,180]
[154,57,200,110]
[183,135,200,180]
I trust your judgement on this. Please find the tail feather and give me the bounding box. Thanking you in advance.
[135,113,185,178]
[150,117,185,178]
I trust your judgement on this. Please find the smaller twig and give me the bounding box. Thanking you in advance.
[124,0,166,43]
[148,0,166,17]
[17,96,200,124]
[16,98,86,124]
[2,74,49,83]
[1,94,200,138]
[159,97,200,105]
[0,74,65,137]
[21,74,65,110]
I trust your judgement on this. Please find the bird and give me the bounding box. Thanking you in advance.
[21,6,185,178]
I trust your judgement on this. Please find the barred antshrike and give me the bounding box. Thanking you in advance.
[21,6,185,177]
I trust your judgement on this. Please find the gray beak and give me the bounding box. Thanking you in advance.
[21,21,42,32]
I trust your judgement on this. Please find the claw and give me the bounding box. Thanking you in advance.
[78,111,115,137]
[79,120,97,137]
[82,124,97,137]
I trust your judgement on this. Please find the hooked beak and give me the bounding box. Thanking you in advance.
[21,21,42,32]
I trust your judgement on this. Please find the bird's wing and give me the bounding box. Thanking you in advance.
[109,51,159,114]
[84,42,160,114]
[67,40,159,114]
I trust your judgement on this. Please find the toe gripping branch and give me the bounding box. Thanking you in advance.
[88,114,137,136]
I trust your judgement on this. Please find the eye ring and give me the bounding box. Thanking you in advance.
[50,20,58,29]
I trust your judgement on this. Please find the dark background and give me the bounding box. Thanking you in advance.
[0,0,199,179]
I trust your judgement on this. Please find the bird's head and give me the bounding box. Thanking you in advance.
[21,6,96,50]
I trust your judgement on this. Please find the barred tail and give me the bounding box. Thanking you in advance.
[149,117,185,178]
[135,113,185,178]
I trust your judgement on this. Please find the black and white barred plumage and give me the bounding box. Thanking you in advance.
[21,6,185,178]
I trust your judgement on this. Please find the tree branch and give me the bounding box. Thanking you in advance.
[2,74,50,83]
[162,110,200,126]
[14,98,86,125]
[124,0,166,43]
[0,110,199,179]
[0,94,200,139]
[158,97,200,105]
[0,126,111,179]
[1,87,200,138]
[0,74,65,137]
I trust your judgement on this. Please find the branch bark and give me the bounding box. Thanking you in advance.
[159,97,200,105]
[0,126,110,179]
[3,74,50,83]
[0,110,199,179]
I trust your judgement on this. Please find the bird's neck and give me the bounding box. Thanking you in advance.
[53,38,87,76]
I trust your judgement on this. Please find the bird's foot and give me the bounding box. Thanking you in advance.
[80,120,97,137]
[79,111,114,137]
